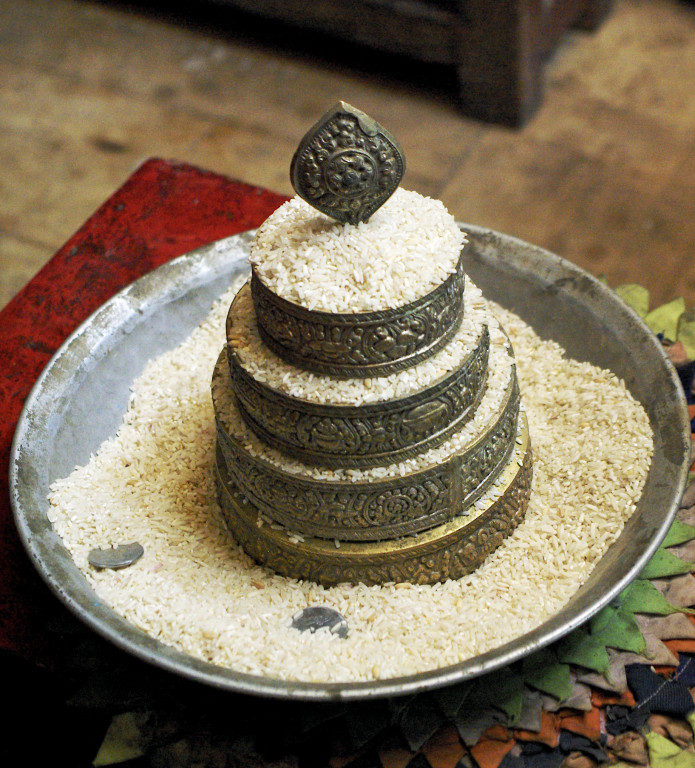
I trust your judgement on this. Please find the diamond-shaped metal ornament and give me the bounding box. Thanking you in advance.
[290,101,406,225]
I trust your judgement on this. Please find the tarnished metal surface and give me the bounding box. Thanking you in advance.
[215,352,520,541]
[289,101,405,225]
[88,543,144,570]
[251,253,465,378]
[9,226,691,700]
[229,285,489,469]
[292,606,349,639]
[216,417,531,586]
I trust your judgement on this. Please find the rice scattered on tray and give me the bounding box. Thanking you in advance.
[250,189,465,313]
[47,272,653,683]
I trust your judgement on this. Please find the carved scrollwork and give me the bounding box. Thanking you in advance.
[227,325,489,469]
[217,424,453,540]
[214,432,532,586]
[213,357,521,541]
[362,481,441,526]
[249,253,465,378]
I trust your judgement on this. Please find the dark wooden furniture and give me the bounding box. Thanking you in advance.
[212,0,612,126]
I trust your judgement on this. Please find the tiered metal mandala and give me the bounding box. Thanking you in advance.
[213,103,533,585]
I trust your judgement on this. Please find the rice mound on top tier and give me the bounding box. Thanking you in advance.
[249,188,466,314]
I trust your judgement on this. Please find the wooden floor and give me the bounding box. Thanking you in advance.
[2,0,695,310]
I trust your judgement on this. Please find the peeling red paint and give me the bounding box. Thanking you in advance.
[0,158,287,664]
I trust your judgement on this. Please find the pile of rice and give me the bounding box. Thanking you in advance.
[47,265,654,683]
[250,189,465,313]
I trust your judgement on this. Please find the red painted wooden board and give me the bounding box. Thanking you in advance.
[0,158,288,665]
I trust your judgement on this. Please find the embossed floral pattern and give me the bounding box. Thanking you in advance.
[228,327,489,468]
[251,255,465,377]
[214,367,520,541]
[215,443,533,585]
[290,105,404,224]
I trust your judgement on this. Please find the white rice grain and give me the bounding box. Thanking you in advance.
[250,189,465,313]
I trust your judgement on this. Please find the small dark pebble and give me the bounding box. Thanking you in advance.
[89,542,144,570]
[291,606,348,639]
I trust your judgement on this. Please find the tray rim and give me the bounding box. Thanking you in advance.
[9,224,691,701]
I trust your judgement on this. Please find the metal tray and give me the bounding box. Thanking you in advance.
[9,225,690,701]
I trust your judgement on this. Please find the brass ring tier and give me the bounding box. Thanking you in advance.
[215,414,532,586]
[250,251,465,378]
[226,317,489,469]
[213,355,521,542]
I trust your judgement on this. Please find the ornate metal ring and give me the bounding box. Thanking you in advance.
[227,324,489,469]
[250,251,465,378]
[213,355,520,542]
[215,418,532,586]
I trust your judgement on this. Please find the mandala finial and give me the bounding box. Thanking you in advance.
[290,101,406,225]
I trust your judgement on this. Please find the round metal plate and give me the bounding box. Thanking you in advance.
[9,225,690,701]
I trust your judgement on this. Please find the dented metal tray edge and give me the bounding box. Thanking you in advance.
[9,225,691,701]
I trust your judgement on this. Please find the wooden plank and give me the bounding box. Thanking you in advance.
[543,0,598,54]
[2,0,695,309]
[441,119,694,307]
[0,63,211,248]
[573,0,613,30]
[444,0,695,306]
[0,0,482,250]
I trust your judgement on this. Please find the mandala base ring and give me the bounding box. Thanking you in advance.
[215,414,532,587]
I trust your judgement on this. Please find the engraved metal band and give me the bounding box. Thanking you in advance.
[249,252,465,378]
[214,365,521,542]
[227,326,489,469]
[215,421,532,586]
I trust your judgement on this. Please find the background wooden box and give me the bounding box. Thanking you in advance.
[210,0,612,126]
